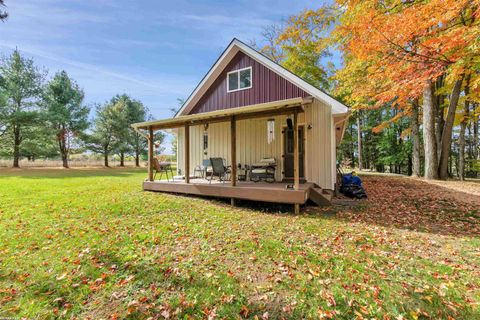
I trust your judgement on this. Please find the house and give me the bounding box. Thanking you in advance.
[132,39,349,213]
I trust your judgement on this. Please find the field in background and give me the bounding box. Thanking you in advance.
[0,159,146,168]
[0,155,176,168]
[0,168,478,319]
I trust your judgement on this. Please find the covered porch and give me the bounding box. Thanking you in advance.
[132,97,331,213]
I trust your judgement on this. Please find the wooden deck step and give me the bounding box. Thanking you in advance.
[309,187,332,206]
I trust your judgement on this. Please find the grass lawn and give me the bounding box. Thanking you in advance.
[0,168,478,319]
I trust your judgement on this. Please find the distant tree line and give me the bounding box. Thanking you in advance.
[0,49,164,168]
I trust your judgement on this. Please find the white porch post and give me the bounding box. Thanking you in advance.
[293,111,300,214]
[148,126,154,181]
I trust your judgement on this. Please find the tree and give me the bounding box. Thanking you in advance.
[0,49,45,167]
[109,97,130,166]
[43,71,89,168]
[169,98,184,160]
[126,99,149,166]
[19,125,58,161]
[108,94,150,167]
[254,6,337,91]
[252,24,285,64]
[0,1,8,21]
[334,0,480,180]
[86,103,119,167]
[410,100,421,177]
[458,74,473,180]
[356,112,363,170]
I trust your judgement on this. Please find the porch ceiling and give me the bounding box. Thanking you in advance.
[132,97,311,131]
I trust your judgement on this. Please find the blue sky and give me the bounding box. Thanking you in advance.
[1,0,325,120]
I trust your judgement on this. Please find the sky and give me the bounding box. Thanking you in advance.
[0,0,326,120]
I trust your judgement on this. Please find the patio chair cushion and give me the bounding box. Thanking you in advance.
[260,158,276,163]
[253,158,276,167]
[252,168,268,174]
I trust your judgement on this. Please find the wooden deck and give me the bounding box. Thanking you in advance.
[143,179,316,204]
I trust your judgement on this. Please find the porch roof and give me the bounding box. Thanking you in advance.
[132,97,311,131]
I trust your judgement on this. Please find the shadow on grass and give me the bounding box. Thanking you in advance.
[148,175,480,238]
[89,249,480,320]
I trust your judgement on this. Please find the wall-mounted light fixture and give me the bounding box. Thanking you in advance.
[307,124,313,130]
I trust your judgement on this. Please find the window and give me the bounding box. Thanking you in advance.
[227,67,252,92]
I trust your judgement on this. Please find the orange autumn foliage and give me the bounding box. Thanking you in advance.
[334,0,480,108]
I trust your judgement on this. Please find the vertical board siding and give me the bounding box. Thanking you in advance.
[176,99,335,190]
[188,51,309,115]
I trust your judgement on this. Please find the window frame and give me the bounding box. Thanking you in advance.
[227,66,252,93]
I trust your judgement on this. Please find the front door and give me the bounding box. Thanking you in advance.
[283,126,304,179]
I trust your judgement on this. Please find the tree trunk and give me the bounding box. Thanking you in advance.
[120,152,125,167]
[350,124,355,168]
[411,100,421,177]
[458,75,470,181]
[62,155,69,168]
[135,150,140,167]
[59,136,69,169]
[434,75,444,156]
[357,114,363,171]
[408,155,413,176]
[104,150,109,167]
[474,107,479,160]
[438,76,464,180]
[13,125,20,168]
[423,79,439,180]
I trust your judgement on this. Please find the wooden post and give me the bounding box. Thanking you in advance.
[148,126,154,181]
[184,124,190,184]
[231,116,237,187]
[293,111,300,214]
[293,111,299,190]
[230,116,237,206]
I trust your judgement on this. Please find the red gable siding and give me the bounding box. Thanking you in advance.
[188,51,309,114]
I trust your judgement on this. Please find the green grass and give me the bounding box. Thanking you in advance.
[0,168,478,319]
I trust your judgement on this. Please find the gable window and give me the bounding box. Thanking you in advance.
[227,67,252,92]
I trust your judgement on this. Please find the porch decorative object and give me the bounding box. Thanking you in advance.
[267,119,275,144]
[237,164,248,181]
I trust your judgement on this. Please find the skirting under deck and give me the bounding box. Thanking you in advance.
[143,179,315,204]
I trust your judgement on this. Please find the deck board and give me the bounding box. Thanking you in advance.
[143,179,314,204]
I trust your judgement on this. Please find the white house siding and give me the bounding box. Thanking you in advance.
[303,98,335,190]
[175,98,336,190]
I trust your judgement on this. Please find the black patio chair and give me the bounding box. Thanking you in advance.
[208,157,229,184]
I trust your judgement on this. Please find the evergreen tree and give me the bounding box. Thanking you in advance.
[0,49,45,167]
[85,103,119,167]
[43,71,89,168]
[108,94,150,166]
